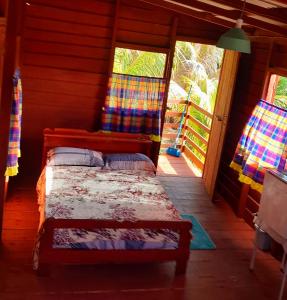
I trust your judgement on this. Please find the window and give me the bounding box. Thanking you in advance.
[265,73,287,109]
[113,47,166,78]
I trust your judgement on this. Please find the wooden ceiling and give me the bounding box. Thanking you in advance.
[139,0,287,36]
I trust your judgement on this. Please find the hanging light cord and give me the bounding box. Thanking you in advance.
[239,0,247,19]
[235,0,247,28]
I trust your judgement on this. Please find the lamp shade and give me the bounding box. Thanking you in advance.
[216,27,251,54]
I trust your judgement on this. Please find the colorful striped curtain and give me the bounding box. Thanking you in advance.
[101,73,166,142]
[230,100,287,193]
[5,69,23,176]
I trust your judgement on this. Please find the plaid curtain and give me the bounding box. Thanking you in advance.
[5,69,23,176]
[230,100,287,192]
[101,73,166,142]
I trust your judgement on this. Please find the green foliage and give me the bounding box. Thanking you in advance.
[113,48,166,77]
[276,76,287,95]
[171,42,223,113]
[169,42,223,164]
[274,76,287,110]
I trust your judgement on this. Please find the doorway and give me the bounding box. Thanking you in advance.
[159,41,224,177]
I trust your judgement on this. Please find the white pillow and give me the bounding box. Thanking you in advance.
[47,147,104,167]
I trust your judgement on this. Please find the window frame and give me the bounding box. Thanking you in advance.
[263,67,287,105]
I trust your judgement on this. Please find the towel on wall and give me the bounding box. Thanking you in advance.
[101,73,166,142]
[230,100,287,192]
[5,68,23,176]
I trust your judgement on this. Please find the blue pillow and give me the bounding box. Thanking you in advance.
[104,153,156,172]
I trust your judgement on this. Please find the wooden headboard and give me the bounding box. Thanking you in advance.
[42,128,153,168]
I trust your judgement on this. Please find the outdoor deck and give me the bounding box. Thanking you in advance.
[157,153,201,177]
[0,164,286,299]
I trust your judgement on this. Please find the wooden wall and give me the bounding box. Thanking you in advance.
[215,38,287,227]
[17,0,225,181]
[19,0,114,179]
[270,42,287,70]
[117,0,172,48]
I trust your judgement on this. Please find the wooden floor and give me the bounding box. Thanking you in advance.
[1,173,286,299]
[157,153,201,177]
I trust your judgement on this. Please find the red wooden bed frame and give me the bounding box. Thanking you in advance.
[37,128,192,275]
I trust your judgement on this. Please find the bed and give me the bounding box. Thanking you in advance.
[34,128,192,275]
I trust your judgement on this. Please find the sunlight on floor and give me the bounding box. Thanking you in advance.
[157,155,178,175]
[157,153,202,177]
[182,153,202,177]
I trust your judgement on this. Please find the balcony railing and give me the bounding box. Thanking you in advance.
[162,99,213,173]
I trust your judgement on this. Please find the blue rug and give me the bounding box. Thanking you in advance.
[181,214,216,250]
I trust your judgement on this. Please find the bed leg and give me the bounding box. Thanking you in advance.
[249,240,257,271]
[175,259,188,275]
[36,263,50,276]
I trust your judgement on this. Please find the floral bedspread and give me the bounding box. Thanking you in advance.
[34,166,182,268]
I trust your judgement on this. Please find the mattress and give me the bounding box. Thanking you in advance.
[36,166,181,251]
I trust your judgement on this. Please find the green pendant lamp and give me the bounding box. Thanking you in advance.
[216,0,251,54]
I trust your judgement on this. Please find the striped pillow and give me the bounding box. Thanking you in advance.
[104,153,156,172]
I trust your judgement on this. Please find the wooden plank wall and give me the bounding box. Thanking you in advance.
[17,0,225,181]
[0,0,6,16]
[214,40,287,227]
[270,42,287,70]
[117,0,172,48]
[177,14,223,42]
[20,0,114,178]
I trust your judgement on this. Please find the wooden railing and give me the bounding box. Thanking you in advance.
[162,99,213,173]
[161,99,186,149]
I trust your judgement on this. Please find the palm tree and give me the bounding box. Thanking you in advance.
[166,42,223,161]
[274,76,287,109]
[113,48,166,77]
[172,41,223,114]
[112,43,224,163]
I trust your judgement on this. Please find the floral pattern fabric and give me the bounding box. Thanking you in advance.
[34,166,181,267]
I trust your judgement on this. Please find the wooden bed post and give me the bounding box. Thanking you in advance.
[37,220,54,276]
[175,224,192,274]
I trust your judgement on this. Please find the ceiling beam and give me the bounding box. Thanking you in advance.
[177,0,287,36]
[140,0,287,36]
[200,0,287,24]
[138,0,238,30]
[259,0,287,8]
[243,15,287,36]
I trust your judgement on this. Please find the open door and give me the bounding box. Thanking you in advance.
[159,41,224,177]
[203,50,240,198]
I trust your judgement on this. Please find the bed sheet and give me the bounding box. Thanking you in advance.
[35,166,181,257]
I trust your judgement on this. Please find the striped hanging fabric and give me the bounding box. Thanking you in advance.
[230,100,287,193]
[101,73,166,142]
[5,69,23,176]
